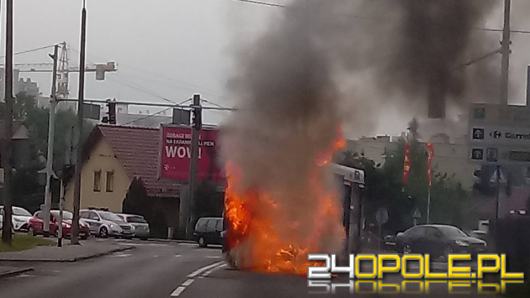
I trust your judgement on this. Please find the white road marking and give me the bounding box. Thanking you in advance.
[175,254,182,258]
[181,279,194,287]
[169,261,225,297]
[202,263,227,277]
[112,253,132,258]
[205,255,221,259]
[187,261,224,278]
[170,286,186,297]
[117,242,169,247]
[178,243,197,247]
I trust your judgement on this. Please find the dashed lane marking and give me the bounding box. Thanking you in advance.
[170,286,186,297]
[187,261,224,278]
[111,253,132,258]
[205,255,221,259]
[202,263,227,277]
[169,261,225,297]
[181,279,194,287]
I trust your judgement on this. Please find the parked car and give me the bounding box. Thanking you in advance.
[80,209,134,238]
[469,230,488,242]
[28,210,90,239]
[117,214,150,240]
[0,206,32,231]
[396,224,487,257]
[194,217,223,247]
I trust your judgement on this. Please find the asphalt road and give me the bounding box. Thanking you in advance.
[1,239,526,298]
[0,239,224,298]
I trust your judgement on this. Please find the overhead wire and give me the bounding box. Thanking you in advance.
[71,46,229,103]
[234,0,285,7]
[121,97,193,126]
[0,44,56,58]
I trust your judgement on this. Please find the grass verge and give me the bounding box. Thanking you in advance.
[0,234,54,252]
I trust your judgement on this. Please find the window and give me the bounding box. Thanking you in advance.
[89,212,100,221]
[106,171,114,192]
[207,219,217,231]
[93,170,102,192]
[216,219,223,231]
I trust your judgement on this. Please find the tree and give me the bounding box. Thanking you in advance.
[1,93,94,211]
[337,137,472,234]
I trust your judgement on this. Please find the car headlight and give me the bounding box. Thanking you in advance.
[455,240,469,247]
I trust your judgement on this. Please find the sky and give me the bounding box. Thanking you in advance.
[1,0,282,124]
[3,0,530,135]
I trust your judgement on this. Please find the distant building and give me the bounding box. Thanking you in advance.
[346,122,477,191]
[116,113,173,128]
[17,78,41,98]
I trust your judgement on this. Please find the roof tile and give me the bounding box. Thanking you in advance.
[97,125,180,198]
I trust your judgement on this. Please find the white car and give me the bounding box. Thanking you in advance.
[0,206,32,231]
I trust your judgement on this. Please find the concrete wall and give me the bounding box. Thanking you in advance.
[64,139,131,212]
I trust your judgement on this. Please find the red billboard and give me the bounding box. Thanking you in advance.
[159,125,224,183]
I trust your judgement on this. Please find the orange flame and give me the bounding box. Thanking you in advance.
[224,131,346,274]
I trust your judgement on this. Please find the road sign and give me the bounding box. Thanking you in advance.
[83,103,101,120]
[375,207,389,225]
[469,103,530,165]
[470,125,530,146]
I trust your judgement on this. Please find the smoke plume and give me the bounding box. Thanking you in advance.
[221,0,505,265]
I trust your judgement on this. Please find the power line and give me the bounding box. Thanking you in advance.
[231,1,530,35]
[235,0,285,8]
[121,107,173,126]
[201,98,229,109]
[107,76,178,104]
[120,98,194,126]
[0,44,56,58]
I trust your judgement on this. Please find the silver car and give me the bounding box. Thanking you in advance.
[117,214,150,240]
[80,209,134,238]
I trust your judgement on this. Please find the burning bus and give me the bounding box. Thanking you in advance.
[221,160,365,274]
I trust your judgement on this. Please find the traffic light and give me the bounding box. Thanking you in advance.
[192,106,202,130]
[102,101,117,125]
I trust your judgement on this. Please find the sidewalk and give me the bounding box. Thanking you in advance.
[0,266,33,278]
[0,241,135,262]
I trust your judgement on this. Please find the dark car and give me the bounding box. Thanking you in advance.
[194,217,223,247]
[396,224,486,257]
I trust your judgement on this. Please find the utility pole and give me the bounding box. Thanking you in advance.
[186,94,201,239]
[500,0,511,105]
[71,1,87,245]
[43,44,59,237]
[495,165,501,220]
[1,0,14,245]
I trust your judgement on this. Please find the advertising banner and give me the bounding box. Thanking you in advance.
[159,125,223,183]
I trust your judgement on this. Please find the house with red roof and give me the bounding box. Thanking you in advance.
[64,125,182,237]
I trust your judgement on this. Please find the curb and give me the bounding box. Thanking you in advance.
[0,267,33,279]
[0,245,135,263]
[146,238,196,244]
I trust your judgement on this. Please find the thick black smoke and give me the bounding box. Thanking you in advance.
[221,0,510,267]
[223,0,504,200]
[383,0,496,118]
